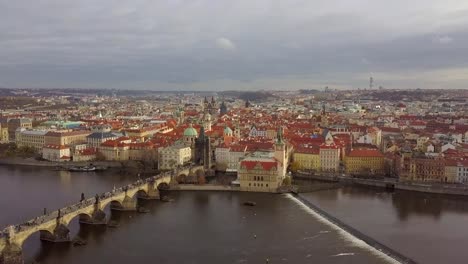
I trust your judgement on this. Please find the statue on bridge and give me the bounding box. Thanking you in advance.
[95,194,100,205]
[80,193,85,202]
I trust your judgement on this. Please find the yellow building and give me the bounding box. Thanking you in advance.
[238,157,280,192]
[124,124,172,141]
[98,138,131,161]
[0,126,8,142]
[45,130,90,146]
[345,149,385,175]
[293,146,320,171]
[239,128,288,193]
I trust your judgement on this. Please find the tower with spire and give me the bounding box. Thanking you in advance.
[195,123,211,169]
[220,100,228,116]
[203,112,212,131]
[234,121,241,139]
[274,126,287,178]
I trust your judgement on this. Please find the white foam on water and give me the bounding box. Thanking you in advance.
[332,252,356,257]
[303,234,320,240]
[285,194,400,264]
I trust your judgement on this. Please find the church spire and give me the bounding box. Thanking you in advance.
[276,126,284,145]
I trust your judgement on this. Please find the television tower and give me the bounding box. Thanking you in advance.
[369,77,374,90]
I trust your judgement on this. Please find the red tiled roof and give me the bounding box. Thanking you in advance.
[295,146,320,154]
[347,149,384,158]
[240,160,277,171]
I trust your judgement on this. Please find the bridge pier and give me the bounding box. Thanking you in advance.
[110,196,137,211]
[137,189,160,200]
[39,224,70,243]
[79,210,106,225]
[0,243,22,264]
[138,182,160,200]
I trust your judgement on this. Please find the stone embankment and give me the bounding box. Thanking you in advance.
[171,184,240,192]
[0,158,124,168]
[294,172,468,196]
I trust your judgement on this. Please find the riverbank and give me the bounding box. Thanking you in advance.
[292,193,416,264]
[294,172,468,197]
[171,184,240,192]
[0,157,124,168]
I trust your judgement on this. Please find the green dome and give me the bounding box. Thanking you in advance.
[224,126,233,135]
[184,126,198,137]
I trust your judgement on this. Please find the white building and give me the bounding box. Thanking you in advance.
[319,143,341,172]
[158,144,192,170]
[42,145,71,162]
[249,125,267,138]
[215,144,248,172]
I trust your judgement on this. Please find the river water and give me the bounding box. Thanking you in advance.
[3,166,467,263]
[301,185,468,264]
[0,166,391,264]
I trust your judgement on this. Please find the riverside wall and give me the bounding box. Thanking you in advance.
[294,193,417,264]
[171,184,241,192]
[294,172,468,197]
[0,158,124,168]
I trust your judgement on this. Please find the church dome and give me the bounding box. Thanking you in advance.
[184,125,198,137]
[224,126,233,135]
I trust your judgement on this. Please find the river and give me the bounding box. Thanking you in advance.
[0,166,391,264]
[301,184,468,264]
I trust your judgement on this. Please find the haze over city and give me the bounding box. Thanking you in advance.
[1,0,468,90]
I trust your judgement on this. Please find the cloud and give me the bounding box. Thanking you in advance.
[361,58,371,65]
[434,36,454,44]
[215,38,236,51]
[1,1,468,90]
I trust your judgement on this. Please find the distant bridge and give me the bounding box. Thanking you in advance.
[0,165,204,264]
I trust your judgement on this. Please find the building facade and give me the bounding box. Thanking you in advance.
[293,146,320,171]
[238,128,288,192]
[158,144,192,170]
[15,129,47,153]
[345,149,385,175]
[42,145,71,162]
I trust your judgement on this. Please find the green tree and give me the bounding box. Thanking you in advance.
[289,161,300,173]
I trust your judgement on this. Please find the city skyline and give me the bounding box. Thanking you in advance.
[1,1,468,90]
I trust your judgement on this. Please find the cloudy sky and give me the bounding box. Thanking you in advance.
[1,0,468,90]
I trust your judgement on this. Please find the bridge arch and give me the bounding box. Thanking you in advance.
[109,200,125,210]
[195,168,205,177]
[61,211,94,227]
[135,189,148,197]
[15,227,55,249]
[157,182,170,190]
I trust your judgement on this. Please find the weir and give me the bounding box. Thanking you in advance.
[0,165,204,264]
[292,193,418,264]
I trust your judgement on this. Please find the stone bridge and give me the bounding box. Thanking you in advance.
[0,165,204,264]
